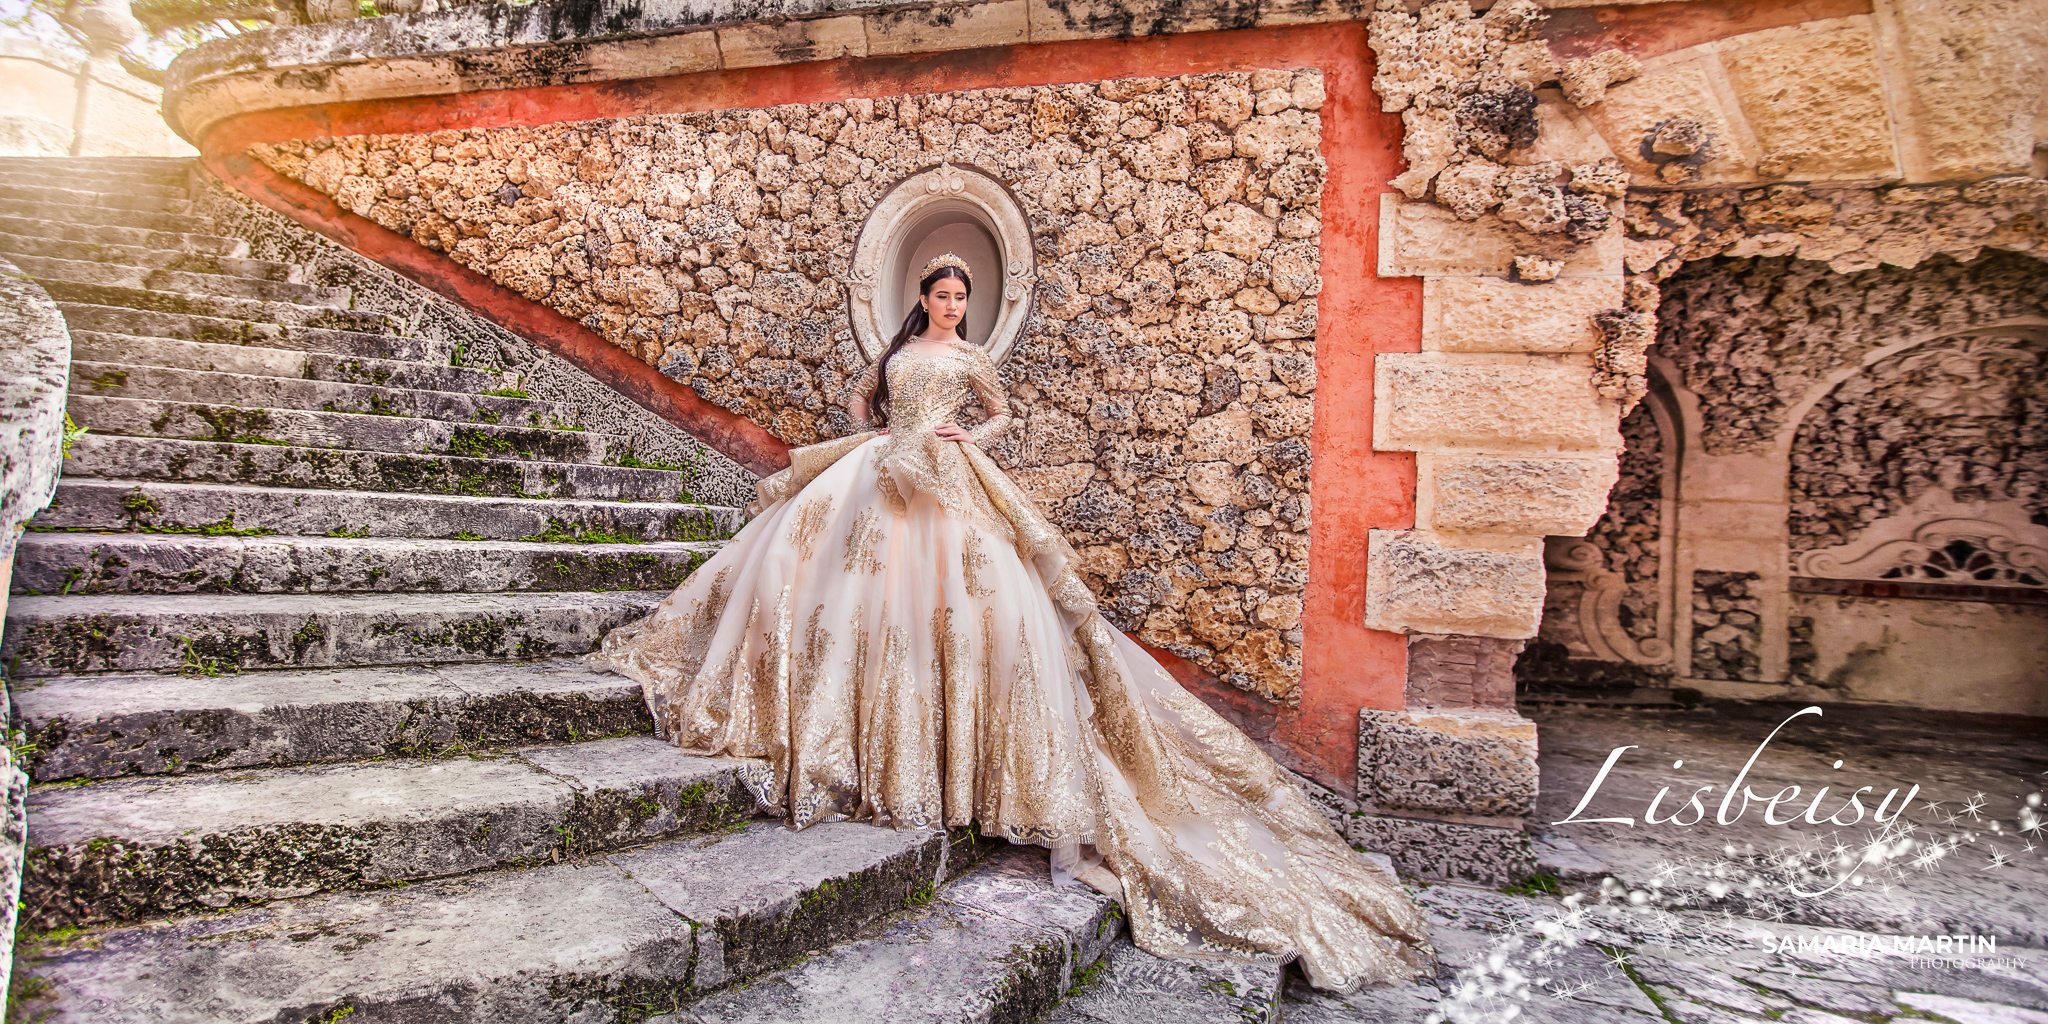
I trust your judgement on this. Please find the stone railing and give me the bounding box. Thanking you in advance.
[0,257,71,1015]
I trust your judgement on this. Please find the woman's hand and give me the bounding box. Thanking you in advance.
[933,424,974,444]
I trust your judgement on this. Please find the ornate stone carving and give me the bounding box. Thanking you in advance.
[1795,498,2048,590]
[847,161,1035,364]
[1543,538,1672,665]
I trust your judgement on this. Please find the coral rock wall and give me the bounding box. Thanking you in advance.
[255,69,1329,700]
[1789,332,2048,560]
[1654,252,2048,457]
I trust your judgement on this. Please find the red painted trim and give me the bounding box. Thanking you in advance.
[194,23,1413,794]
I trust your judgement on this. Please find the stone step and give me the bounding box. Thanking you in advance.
[70,332,506,392]
[672,846,1121,1024]
[10,251,345,305]
[1039,940,1286,1024]
[59,435,689,502]
[13,658,654,781]
[12,532,720,596]
[68,395,622,465]
[0,196,218,235]
[41,280,390,334]
[0,156,192,182]
[0,590,667,677]
[69,362,578,428]
[16,819,975,1023]
[0,171,189,199]
[0,216,249,257]
[0,182,193,215]
[22,735,755,928]
[0,231,297,281]
[32,479,740,543]
[59,305,441,361]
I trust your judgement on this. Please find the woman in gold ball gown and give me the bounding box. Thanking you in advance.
[591,254,1429,991]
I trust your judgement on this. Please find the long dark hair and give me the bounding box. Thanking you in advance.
[869,264,971,425]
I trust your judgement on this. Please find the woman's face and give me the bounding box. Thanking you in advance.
[921,276,969,335]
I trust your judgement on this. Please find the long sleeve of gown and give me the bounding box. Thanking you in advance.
[848,358,882,427]
[963,348,1014,445]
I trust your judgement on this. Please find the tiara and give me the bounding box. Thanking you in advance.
[921,252,973,283]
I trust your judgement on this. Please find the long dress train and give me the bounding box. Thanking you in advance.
[589,336,1430,991]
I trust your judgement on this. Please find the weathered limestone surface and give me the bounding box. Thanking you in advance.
[0,249,67,1016]
[1357,707,1539,820]
[1873,0,2048,181]
[1343,815,1532,886]
[23,737,752,927]
[1421,275,1616,354]
[1,590,666,676]
[0,255,69,540]
[1421,453,1617,536]
[258,70,1329,699]
[1040,939,1283,1024]
[187,174,757,509]
[1403,634,1522,710]
[25,822,967,1023]
[12,532,719,596]
[13,660,656,781]
[1366,0,2046,673]
[1717,17,1898,181]
[678,845,1120,1024]
[30,478,741,541]
[1364,529,1546,639]
[1377,193,1624,279]
[1374,354,1620,454]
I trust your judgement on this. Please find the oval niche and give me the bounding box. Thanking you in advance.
[848,162,1035,364]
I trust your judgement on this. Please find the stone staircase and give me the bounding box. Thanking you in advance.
[0,157,1283,1022]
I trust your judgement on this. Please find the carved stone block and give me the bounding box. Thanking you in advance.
[1719,16,1898,180]
[1364,529,1546,639]
[1376,194,1624,279]
[1422,276,1619,355]
[1423,453,1619,536]
[1357,706,1539,819]
[1373,354,1621,455]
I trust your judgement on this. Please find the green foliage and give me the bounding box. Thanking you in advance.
[177,636,235,678]
[479,388,531,399]
[1500,870,1563,898]
[445,428,514,460]
[519,520,645,545]
[60,413,88,460]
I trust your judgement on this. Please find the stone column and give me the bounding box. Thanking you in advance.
[1351,636,1538,884]
[59,0,142,156]
[1359,201,1630,885]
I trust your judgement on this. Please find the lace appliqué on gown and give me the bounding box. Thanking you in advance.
[589,337,1430,991]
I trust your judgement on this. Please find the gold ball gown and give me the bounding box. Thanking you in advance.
[590,336,1430,991]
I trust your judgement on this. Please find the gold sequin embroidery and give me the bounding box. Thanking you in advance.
[844,507,886,574]
[962,531,995,598]
[787,497,834,562]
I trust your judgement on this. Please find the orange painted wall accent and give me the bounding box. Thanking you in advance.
[198,23,1417,794]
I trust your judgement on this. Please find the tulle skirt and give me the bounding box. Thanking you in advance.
[591,432,1430,990]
